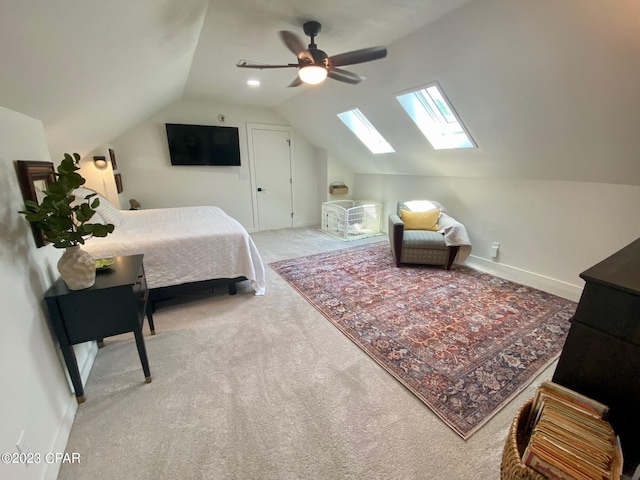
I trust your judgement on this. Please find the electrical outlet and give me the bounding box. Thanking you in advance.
[16,430,32,467]
[490,242,500,258]
[17,430,32,455]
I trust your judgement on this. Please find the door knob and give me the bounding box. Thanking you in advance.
[257,187,266,192]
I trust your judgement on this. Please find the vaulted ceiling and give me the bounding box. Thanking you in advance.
[0,0,469,153]
[1,0,639,185]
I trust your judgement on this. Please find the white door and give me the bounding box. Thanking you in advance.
[251,127,293,230]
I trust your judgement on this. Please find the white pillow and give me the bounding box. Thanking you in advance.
[73,188,123,226]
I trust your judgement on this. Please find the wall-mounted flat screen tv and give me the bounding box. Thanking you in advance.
[165,123,241,166]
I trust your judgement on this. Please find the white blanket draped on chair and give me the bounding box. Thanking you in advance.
[437,212,472,263]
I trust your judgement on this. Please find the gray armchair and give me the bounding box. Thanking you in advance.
[388,200,460,269]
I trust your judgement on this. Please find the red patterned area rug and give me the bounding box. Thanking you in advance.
[270,242,575,439]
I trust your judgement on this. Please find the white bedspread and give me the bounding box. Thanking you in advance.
[82,206,266,295]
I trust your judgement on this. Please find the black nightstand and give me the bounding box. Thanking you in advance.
[44,254,155,403]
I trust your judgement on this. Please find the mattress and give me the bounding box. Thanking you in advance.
[82,206,265,295]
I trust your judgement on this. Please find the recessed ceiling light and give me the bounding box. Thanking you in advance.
[247,79,260,87]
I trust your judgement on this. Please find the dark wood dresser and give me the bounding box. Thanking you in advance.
[552,237,640,472]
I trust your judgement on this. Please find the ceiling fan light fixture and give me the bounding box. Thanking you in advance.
[237,22,387,88]
[298,65,327,85]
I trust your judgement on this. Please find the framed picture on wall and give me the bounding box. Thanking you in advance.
[114,173,123,193]
[109,148,117,170]
[15,160,56,247]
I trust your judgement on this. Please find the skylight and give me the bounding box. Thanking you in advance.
[337,108,395,154]
[396,83,475,150]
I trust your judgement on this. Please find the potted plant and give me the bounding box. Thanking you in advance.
[20,153,115,289]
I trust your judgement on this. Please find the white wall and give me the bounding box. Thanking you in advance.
[326,152,355,203]
[316,149,329,213]
[110,100,321,230]
[355,173,640,301]
[76,146,121,208]
[0,106,96,480]
[291,134,322,227]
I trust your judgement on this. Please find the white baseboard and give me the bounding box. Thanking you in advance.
[58,340,98,393]
[248,221,317,233]
[43,394,80,480]
[79,341,98,385]
[44,341,98,480]
[294,220,318,228]
[465,255,583,302]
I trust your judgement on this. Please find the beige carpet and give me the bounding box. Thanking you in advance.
[58,228,556,480]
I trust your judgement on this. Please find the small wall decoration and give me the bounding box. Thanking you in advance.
[114,173,123,193]
[329,182,349,195]
[15,160,56,247]
[109,148,117,170]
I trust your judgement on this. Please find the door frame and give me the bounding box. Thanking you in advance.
[246,123,295,231]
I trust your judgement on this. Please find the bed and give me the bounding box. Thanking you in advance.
[76,189,266,305]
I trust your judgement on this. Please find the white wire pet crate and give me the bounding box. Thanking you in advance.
[321,200,382,241]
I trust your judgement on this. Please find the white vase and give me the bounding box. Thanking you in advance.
[57,245,96,290]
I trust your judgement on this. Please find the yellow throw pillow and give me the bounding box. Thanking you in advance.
[400,209,440,231]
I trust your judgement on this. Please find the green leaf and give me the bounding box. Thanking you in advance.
[24,212,48,222]
[57,157,76,175]
[51,215,73,228]
[57,203,73,217]
[75,203,95,223]
[47,182,65,196]
[88,223,115,237]
[66,172,85,188]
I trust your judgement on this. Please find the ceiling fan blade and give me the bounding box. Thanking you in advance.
[327,46,387,67]
[327,68,365,85]
[236,60,298,69]
[287,76,303,88]
[278,31,314,63]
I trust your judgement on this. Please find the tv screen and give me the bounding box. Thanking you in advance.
[165,123,241,166]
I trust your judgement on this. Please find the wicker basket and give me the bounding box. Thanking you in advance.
[500,399,547,480]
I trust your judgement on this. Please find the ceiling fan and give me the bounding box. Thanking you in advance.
[236,21,387,87]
